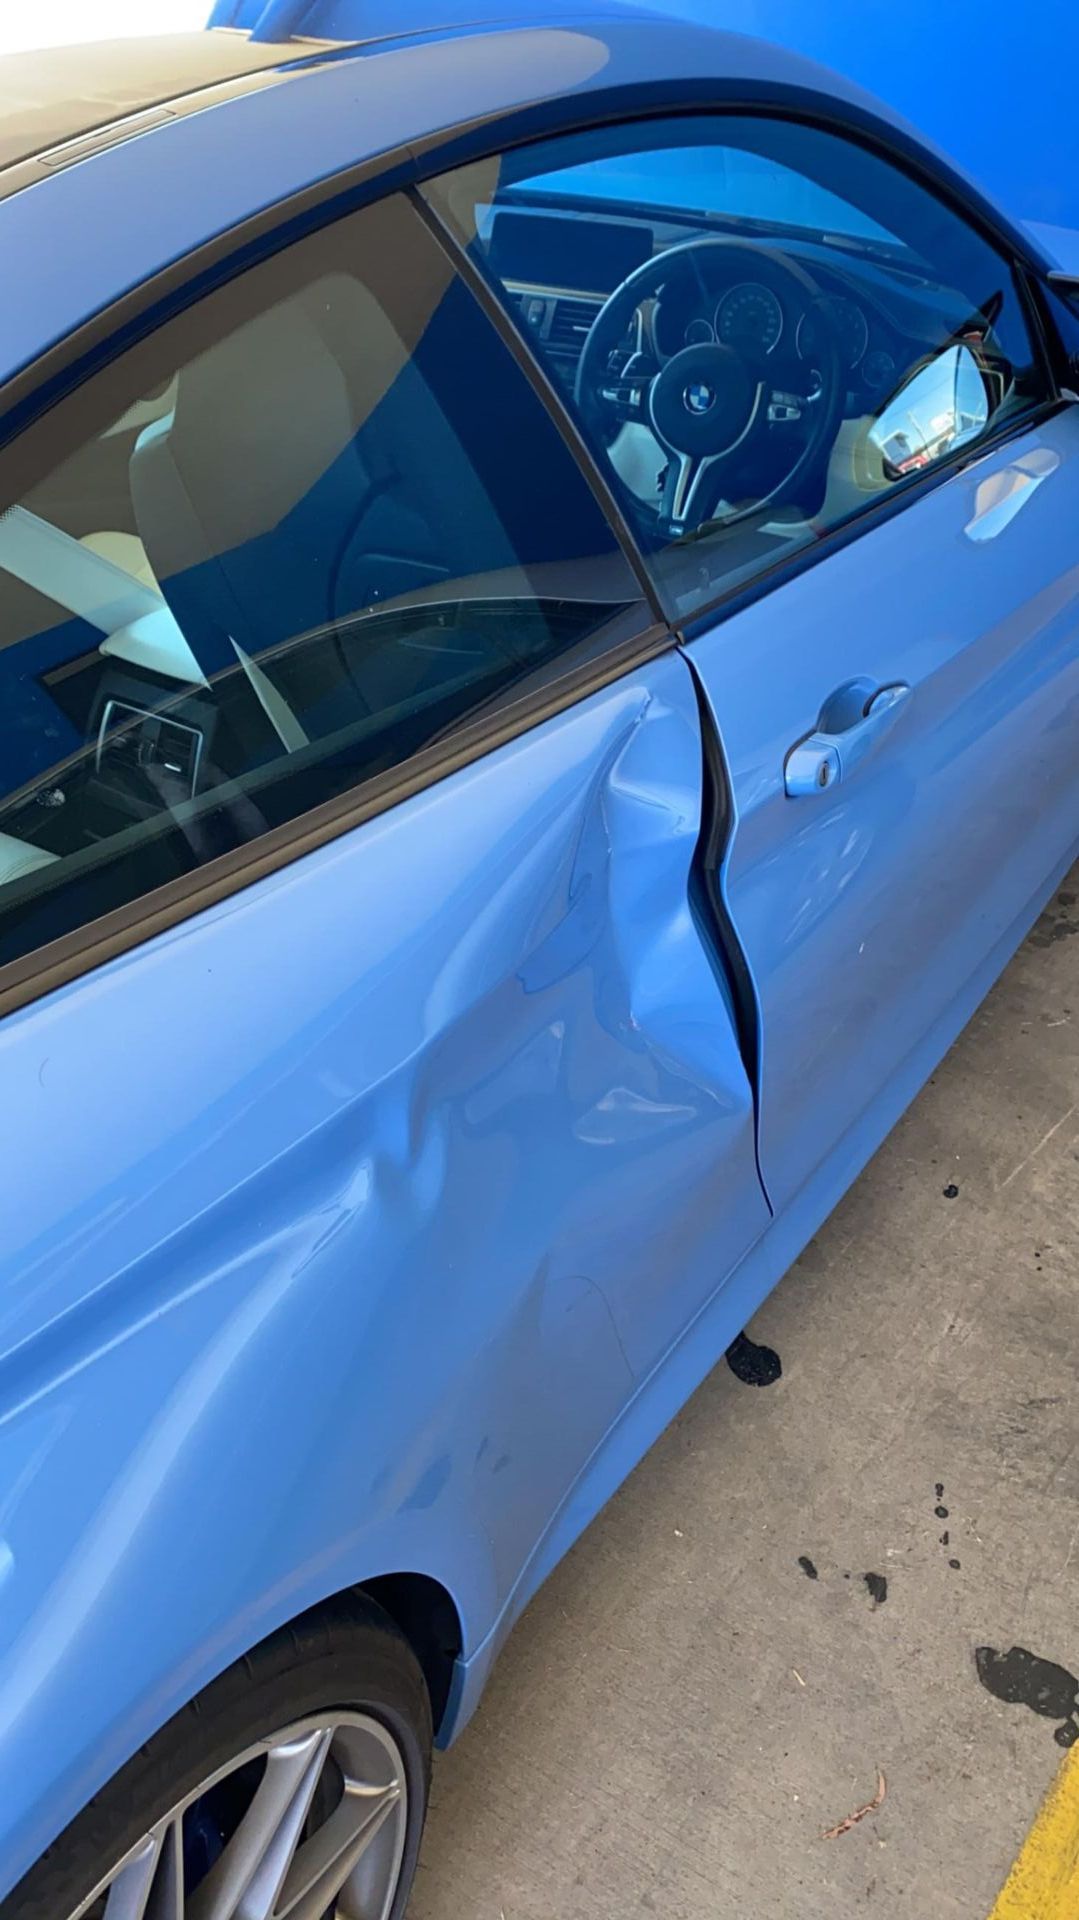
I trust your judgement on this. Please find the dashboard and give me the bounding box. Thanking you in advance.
[493,201,954,416]
[650,270,900,403]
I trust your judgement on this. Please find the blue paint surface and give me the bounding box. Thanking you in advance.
[208,0,1079,235]
[0,657,769,1891]
[633,0,1078,232]
[686,411,1079,1206]
[0,11,1045,389]
[1,5,1078,1900]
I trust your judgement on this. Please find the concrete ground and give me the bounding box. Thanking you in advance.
[411,875,1079,1920]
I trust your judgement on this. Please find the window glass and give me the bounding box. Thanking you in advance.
[424,117,1050,620]
[0,193,642,976]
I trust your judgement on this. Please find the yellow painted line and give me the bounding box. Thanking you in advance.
[987,1741,1079,1918]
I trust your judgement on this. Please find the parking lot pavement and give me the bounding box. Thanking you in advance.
[410,874,1079,1920]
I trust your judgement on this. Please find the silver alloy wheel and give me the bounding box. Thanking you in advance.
[64,1714,409,1920]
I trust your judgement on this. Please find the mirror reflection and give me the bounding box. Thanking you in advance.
[870,345,990,479]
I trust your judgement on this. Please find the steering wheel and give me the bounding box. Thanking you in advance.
[574,236,845,537]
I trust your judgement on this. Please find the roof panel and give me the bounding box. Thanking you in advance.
[0,15,1044,395]
[0,32,303,171]
[644,0,1077,233]
[208,0,652,36]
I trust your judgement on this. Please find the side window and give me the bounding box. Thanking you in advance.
[0,193,643,976]
[423,117,1051,619]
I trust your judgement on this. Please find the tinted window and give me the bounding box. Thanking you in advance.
[0,193,641,976]
[424,117,1050,619]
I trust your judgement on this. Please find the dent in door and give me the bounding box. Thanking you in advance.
[0,654,766,1894]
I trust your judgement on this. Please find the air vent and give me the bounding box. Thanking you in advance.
[507,289,550,335]
[546,296,602,354]
[96,700,204,801]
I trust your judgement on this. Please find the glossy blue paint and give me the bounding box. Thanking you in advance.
[783,682,912,797]
[207,0,651,32]
[686,412,1079,1210]
[0,654,768,1895]
[635,0,1079,233]
[0,12,1050,395]
[2,7,1079,1906]
[204,0,1079,230]
[447,805,1079,1740]
[206,0,1078,237]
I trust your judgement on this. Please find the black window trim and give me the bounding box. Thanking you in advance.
[0,79,1070,1018]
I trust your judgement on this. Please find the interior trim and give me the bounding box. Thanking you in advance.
[416,219,1065,640]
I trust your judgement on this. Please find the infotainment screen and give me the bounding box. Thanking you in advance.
[488,212,652,293]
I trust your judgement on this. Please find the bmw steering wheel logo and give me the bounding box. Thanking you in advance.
[684,380,717,416]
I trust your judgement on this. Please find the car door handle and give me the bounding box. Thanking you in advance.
[784,682,912,797]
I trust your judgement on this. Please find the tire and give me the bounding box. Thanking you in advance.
[1,1592,433,1920]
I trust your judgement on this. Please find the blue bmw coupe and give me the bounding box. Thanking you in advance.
[0,4,1078,1915]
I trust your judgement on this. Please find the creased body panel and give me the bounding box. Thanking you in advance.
[0,650,766,1896]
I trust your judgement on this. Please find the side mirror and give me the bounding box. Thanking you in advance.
[868,344,990,479]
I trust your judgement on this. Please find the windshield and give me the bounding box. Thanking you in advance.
[519,148,902,248]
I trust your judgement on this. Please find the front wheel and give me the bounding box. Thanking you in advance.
[2,1594,433,1920]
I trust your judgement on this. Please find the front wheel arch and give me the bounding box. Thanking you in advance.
[1,1589,435,1920]
[356,1571,463,1734]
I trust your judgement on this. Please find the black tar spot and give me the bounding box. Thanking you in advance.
[726,1332,782,1386]
[975,1645,1079,1748]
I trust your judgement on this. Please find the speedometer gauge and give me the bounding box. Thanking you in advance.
[797,297,868,370]
[715,282,783,354]
[863,348,897,393]
[684,316,716,346]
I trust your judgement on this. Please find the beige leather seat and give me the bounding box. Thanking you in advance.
[0,830,59,890]
[79,529,161,592]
